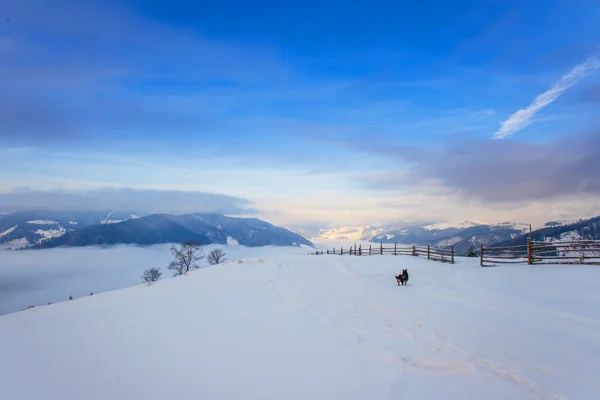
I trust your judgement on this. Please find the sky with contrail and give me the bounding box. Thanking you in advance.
[493,52,600,139]
[2,0,600,226]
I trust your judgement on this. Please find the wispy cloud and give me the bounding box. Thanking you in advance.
[493,52,600,139]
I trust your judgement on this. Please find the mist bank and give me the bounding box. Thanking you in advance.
[0,243,309,315]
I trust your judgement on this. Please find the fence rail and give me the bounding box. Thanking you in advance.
[309,242,455,264]
[480,239,600,267]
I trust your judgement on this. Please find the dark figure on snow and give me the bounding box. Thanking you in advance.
[395,269,409,286]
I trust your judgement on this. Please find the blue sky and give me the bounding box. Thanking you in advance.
[1,0,600,227]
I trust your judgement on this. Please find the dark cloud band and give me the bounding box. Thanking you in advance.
[0,188,256,215]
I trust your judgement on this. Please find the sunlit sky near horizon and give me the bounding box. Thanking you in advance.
[1,0,600,228]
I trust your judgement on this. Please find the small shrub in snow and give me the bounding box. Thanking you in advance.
[69,295,73,300]
[466,246,478,257]
[142,267,162,282]
[207,249,226,265]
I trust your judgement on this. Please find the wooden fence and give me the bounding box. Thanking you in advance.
[310,242,455,264]
[480,239,600,267]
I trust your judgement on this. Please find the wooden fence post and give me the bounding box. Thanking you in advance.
[412,245,416,256]
[480,244,484,267]
[451,245,455,264]
[380,242,383,255]
[369,245,372,255]
[359,245,362,256]
[394,242,397,255]
[327,249,329,254]
[427,245,430,260]
[527,238,532,265]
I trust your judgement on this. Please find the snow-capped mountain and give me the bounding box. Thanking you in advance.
[369,221,542,255]
[101,212,141,224]
[294,219,580,256]
[295,222,429,243]
[494,217,599,247]
[422,221,487,231]
[31,213,313,249]
[0,211,143,248]
[307,225,378,241]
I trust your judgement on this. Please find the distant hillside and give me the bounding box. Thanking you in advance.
[493,216,600,247]
[365,221,538,255]
[296,220,565,255]
[0,211,141,248]
[31,213,313,249]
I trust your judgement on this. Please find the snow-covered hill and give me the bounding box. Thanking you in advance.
[33,213,313,249]
[1,212,312,249]
[297,220,546,247]
[0,211,143,248]
[306,224,379,241]
[494,216,600,247]
[311,220,579,256]
[422,220,487,230]
[1,254,599,399]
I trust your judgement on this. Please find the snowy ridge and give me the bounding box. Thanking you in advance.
[226,236,239,246]
[559,230,582,241]
[100,212,139,225]
[0,225,17,237]
[540,230,583,242]
[8,238,29,247]
[34,227,66,242]
[0,211,151,248]
[26,220,59,225]
[101,219,124,224]
[1,254,598,399]
[423,221,486,230]
[435,236,463,247]
[491,222,532,234]
[309,225,375,241]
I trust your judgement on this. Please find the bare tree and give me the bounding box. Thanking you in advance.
[168,240,205,276]
[207,248,227,265]
[142,267,162,282]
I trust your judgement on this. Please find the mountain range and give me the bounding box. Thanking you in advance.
[0,211,313,249]
[3,210,597,254]
[292,218,595,255]
[493,216,600,247]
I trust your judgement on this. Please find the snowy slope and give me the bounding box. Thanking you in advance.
[0,244,310,315]
[0,211,143,247]
[1,254,599,399]
[422,220,486,230]
[33,213,313,249]
[308,224,376,241]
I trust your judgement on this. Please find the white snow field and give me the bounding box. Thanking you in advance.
[1,254,600,399]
